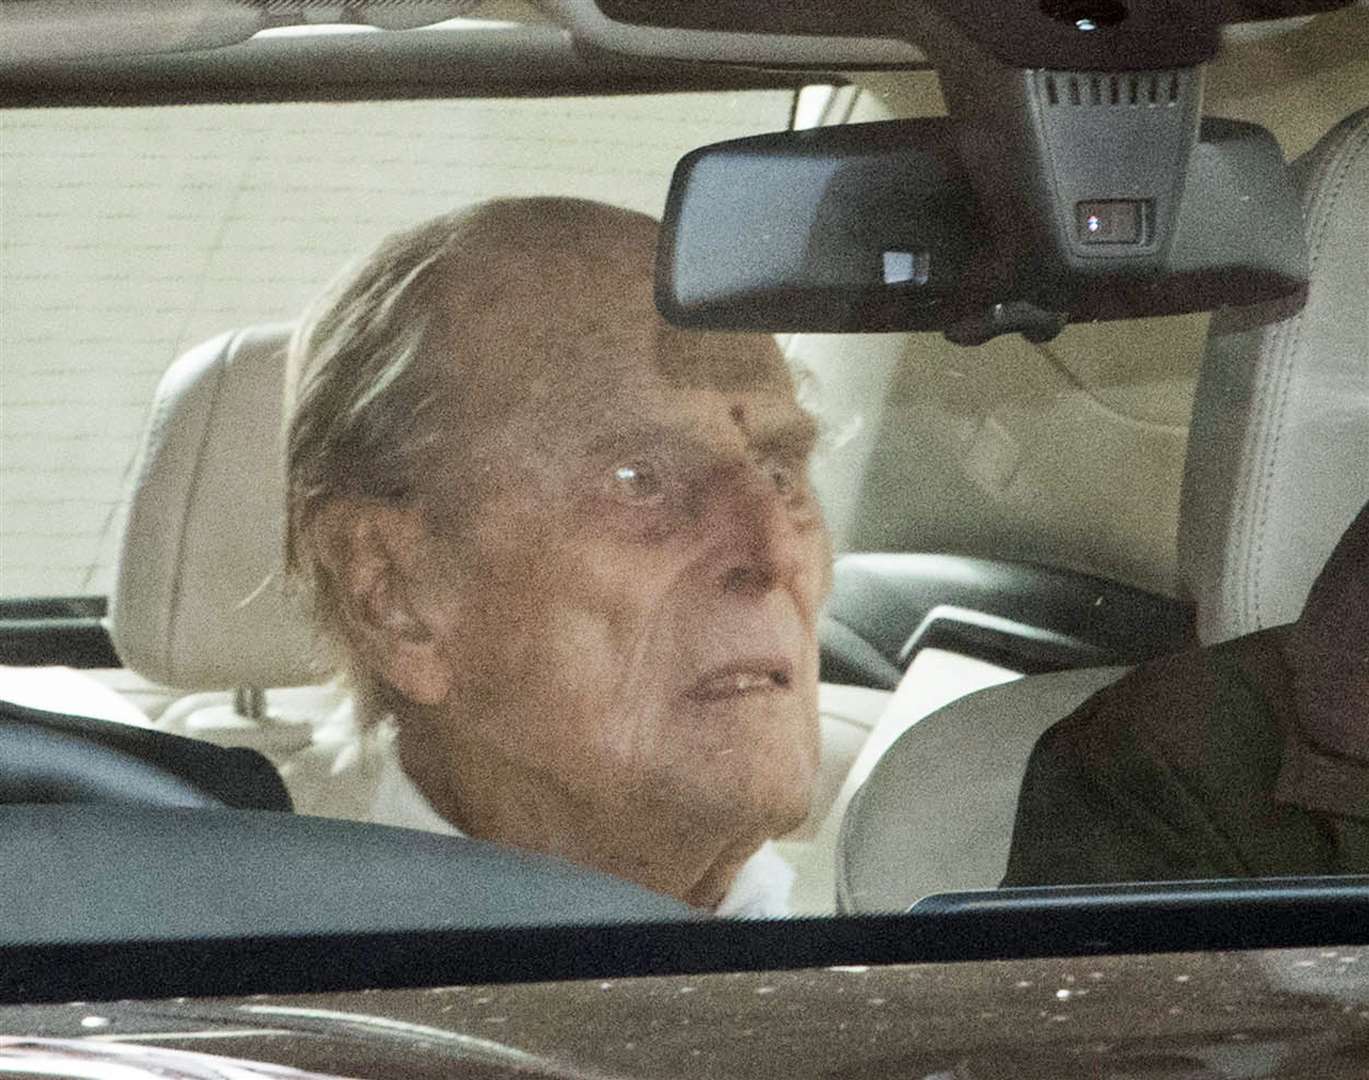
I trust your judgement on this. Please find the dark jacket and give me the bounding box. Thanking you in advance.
[1002,502,1369,887]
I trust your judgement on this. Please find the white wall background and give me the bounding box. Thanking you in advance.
[0,91,794,598]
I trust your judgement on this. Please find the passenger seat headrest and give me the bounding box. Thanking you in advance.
[1179,107,1369,643]
[110,325,320,689]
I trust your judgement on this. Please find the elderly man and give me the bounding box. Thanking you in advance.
[283,197,832,916]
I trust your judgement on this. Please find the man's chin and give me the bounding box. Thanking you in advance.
[768,794,817,841]
[676,771,817,844]
[648,702,820,837]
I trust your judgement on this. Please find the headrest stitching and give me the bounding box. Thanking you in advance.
[1248,115,1368,632]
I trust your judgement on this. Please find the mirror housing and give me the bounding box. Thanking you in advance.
[657,114,1308,342]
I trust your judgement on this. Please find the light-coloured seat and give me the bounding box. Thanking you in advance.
[836,663,1127,911]
[837,106,1369,913]
[111,324,317,693]
[109,324,327,761]
[1179,106,1369,644]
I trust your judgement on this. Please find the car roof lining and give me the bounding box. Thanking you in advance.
[0,23,829,109]
[2,2,1356,109]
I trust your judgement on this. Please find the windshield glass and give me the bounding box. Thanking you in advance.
[0,7,1366,937]
[0,91,795,599]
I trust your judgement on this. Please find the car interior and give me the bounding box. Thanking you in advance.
[840,99,1369,909]
[1,0,1367,995]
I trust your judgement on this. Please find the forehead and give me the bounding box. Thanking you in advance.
[443,245,802,448]
[533,330,810,468]
[588,379,820,466]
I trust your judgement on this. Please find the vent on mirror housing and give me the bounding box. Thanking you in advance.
[1039,70,1185,108]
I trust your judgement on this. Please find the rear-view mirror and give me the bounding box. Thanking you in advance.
[656,116,1308,343]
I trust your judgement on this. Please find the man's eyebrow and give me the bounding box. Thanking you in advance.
[582,420,704,458]
[749,411,821,459]
[581,409,820,461]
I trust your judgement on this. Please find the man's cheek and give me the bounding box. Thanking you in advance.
[810,527,835,611]
[557,559,682,690]
[572,539,683,612]
[534,609,667,735]
[802,682,823,766]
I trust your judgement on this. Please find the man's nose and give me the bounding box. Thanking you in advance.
[706,464,807,597]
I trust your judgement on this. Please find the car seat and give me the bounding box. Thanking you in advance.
[108,324,332,760]
[836,105,1369,912]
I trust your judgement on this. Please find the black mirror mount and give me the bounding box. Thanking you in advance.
[943,303,1069,347]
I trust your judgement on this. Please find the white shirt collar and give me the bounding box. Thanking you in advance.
[715,839,795,919]
[368,728,463,837]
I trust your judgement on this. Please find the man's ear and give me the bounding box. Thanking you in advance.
[308,500,454,707]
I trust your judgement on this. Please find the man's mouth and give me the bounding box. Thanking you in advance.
[687,662,793,702]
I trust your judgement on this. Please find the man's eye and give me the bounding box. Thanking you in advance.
[608,461,666,504]
[767,461,796,495]
[761,457,806,503]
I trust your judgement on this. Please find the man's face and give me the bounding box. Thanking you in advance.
[408,249,832,850]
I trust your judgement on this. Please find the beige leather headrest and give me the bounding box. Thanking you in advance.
[110,325,320,689]
[1179,107,1369,643]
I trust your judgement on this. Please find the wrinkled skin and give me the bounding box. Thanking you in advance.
[332,201,832,909]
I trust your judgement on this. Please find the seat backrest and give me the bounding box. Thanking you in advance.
[836,666,1126,912]
[1178,106,1369,644]
[109,324,319,690]
[837,107,1369,913]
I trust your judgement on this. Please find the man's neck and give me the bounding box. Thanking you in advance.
[395,726,769,910]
